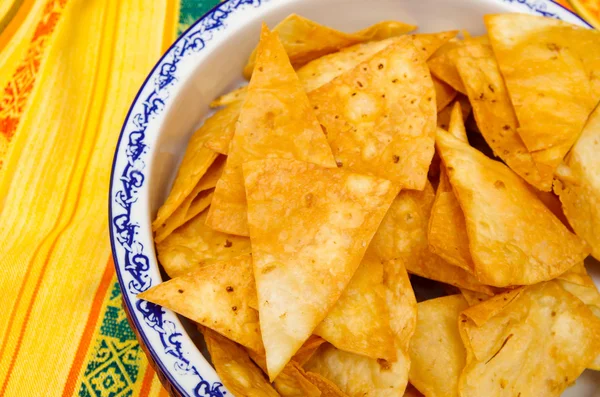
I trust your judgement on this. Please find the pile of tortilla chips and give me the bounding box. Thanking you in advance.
[140,13,600,397]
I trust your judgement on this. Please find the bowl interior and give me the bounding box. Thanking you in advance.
[139,0,598,395]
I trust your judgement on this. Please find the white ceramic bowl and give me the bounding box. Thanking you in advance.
[109,1,598,395]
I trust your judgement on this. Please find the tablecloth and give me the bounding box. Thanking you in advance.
[0,1,597,396]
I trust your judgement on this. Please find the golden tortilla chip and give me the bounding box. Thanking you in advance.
[460,289,494,307]
[433,76,457,113]
[534,189,570,229]
[207,25,336,236]
[555,103,600,260]
[202,328,279,397]
[304,372,349,397]
[383,258,417,350]
[309,36,436,190]
[210,86,247,108]
[454,43,547,190]
[557,262,600,370]
[485,14,597,180]
[458,281,600,396]
[304,343,410,397]
[153,188,214,244]
[293,336,327,366]
[409,295,468,397]
[436,95,471,130]
[152,139,217,231]
[248,351,321,397]
[436,128,589,287]
[138,254,263,352]
[156,209,251,278]
[244,158,398,380]
[202,102,242,155]
[243,14,416,78]
[366,181,494,294]
[427,35,489,94]
[314,256,396,361]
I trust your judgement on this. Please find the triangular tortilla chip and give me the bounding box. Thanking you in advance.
[243,14,416,78]
[485,14,597,180]
[309,36,436,189]
[409,295,468,397]
[304,343,410,397]
[244,158,398,379]
[207,25,336,236]
[314,256,396,361]
[293,336,327,367]
[304,372,349,397]
[153,188,214,244]
[383,258,417,350]
[454,43,547,190]
[366,181,495,294]
[202,103,242,155]
[436,128,589,287]
[202,328,279,397]
[248,351,321,397]
[138,254,263,352]
[429,103,475,273]
[437,95,471,130]
[156,209,251,278]
[433,76,457,112]
[557,262,600,370]
[555,103,600,260]
[427,35,489,94]
[458,281,600,397]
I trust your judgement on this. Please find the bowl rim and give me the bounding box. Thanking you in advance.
[108,1,592,396]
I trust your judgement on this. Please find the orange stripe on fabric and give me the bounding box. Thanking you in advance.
[159,385,170,397]
[139,364,158,397]
[161,0,179,53]
[0,3,117,392]
[0,0,35,52]
[61,258,115,397]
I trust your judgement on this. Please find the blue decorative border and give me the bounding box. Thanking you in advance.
[108,1,590,396]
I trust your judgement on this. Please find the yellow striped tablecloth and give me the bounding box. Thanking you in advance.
[0,0,597,396]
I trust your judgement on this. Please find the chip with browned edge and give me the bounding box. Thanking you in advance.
[436,128,589,287]
[138,254,263,353]
[409,295,468,397]
[244,158,398,380]
[458,282,600,397]
[243,14,416,78]
[207,25,336,236]
[156,209,251,278]
[202,102,242,155]
[309,36,436,190]
[202,328,279,397]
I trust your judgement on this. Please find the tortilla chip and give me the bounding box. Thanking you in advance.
[485,14,596,181]
[427,35,490,94]
[454,43,547,190]
[210,86,247,108]
[293,336,327,366]
[409,295,468,397]
[305,372,349,397]
[248,351,321,397]
[534,189,570,229]
[202,328,279,397]
[244,158,398,379]
[243,15,416,78]
[156,209,251,278]
[366,181,494,294]
[555,103,600,260]
[433,76,457,112]
[138,254,263,352]
[152,138,217,231]
[436,128,589,287]
[460,289,494,307]
[557,263,600,370]
[153,188,214,244]
[436,95,471,130]
[202,102,242,155]
[309,36,436,190]
[458,281,600,397]
[383,258,417,350]
[314,256,396,361]
[304,343,410,397]
[207,26,336,236]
